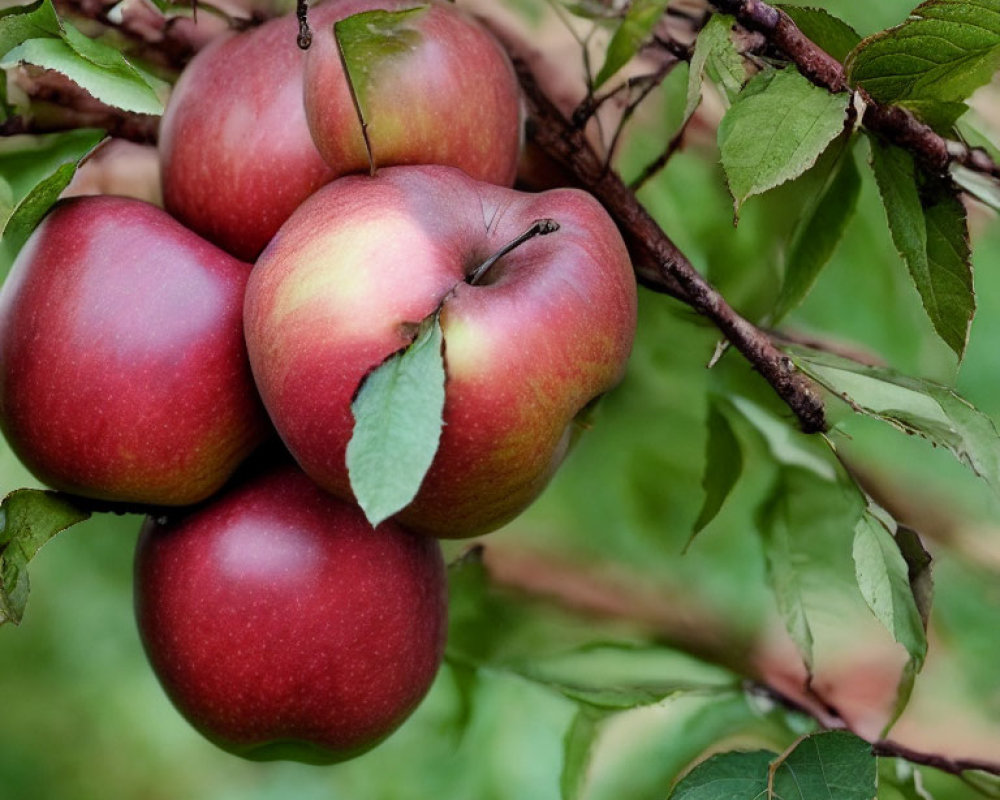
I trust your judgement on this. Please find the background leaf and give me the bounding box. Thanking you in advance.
[790,347,1000,492]
[778,5,862,62]
[691,398,743,539]
[1,37,166,115]
[0,489,89,626]
[869,138,974,359]
[846,0,1000,108]
[0,128,104,279]
[775,134,862,321]
[853,509,928,665]
[719,67,849,214]
[685,13,743,117]
[772,731,877,799]
[669,732,876,799]
[560,706,606,800]
[595,0,668,88]
[852,507,928,729]
[0,0,61,55]
[346,315,446,527]
[668,749,774,799]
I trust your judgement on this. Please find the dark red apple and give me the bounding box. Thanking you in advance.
[244,164,637,538]
[0,195,268,506]
[160,0,523,263]
[158,5,340,261]
[303,0,523,187]
[134,464,448,764]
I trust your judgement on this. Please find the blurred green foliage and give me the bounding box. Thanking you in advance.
[3,0,1000,798]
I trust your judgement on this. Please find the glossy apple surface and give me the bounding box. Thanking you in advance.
[0,195,268,506]
[244,165,637,538]
[134,464,448,764]
[303,0,522,187]
[159,5,340,260]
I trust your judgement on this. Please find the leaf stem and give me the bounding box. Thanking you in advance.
[466,219,560,286]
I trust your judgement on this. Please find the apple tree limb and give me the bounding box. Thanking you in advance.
[708,0,1000,182]
[497,33,828,434]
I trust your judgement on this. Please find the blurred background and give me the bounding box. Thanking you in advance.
[2,0,1000,797]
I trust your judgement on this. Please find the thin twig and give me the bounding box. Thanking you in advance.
[872,740,1000,778]
[629,114,692,191]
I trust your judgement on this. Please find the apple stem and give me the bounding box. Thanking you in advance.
[296,0,312,49]
[467,219,560,286]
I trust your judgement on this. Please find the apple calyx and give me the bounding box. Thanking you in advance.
[466,218,561,286]
[334,6,429,176]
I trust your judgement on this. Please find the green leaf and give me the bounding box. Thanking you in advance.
[0,0,61,56]
[0,489,90,626]
[563,1,617,22]
[897,99,969,133]
[776,134,862,321]
[729,395,836,481]
[690,398,743,538]
[346,314,446,528]
[790,348,1000,492]
[685,13,743,117]
[718,67,849,215]
[0,174,13,222]
[669,750,774,799]
[4,162,77,253]
[595,0,669,88]
[846,0,1000,107]
[879,760,937,800]
[852,507,928,730]
[778,5,862,62]
[869,138,973,360]
[772,731,877,799]
[757,471,817,672]
[670,733,875,799]
[0,128,105,278]
[334,6,427,171]
[951,162,1000,211]
[753,464,867,676]
[894,526,933,630]
[1,37,166,114]
[560,706,605,800]
[853,509,927,665]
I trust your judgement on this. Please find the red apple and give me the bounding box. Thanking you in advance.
[158,5,339,261]
[160,0,522,263]
[0,195,268,506]
[134,463,447,764]
[244,165,637,538]
[303,0,523,187]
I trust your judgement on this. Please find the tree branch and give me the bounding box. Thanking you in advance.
[481,541,1000,780]
[494,31,827,434]
[709,0,1000,181]
[872,740,1000,779]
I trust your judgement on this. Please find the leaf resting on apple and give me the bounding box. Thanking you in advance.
[347,313,447,528]
[333,6,427,174]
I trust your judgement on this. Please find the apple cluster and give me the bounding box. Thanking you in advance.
[0,0,637,764]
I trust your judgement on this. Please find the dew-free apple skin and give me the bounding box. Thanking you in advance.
[0,195,269,506]
[245,165,637,538]
[134,463,448,763]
